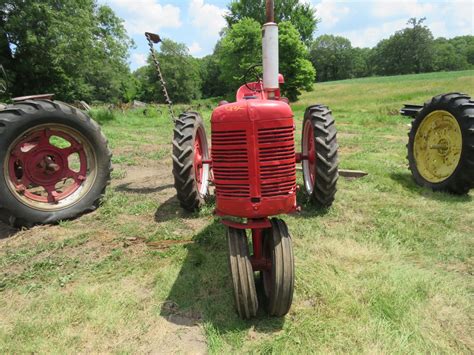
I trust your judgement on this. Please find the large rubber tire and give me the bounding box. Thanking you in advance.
[0,100,111,227]
[227,227,258,319]
[408,93,474,194]
[172,112,209,211]
[261,218,294,317]
[301,105,339,208]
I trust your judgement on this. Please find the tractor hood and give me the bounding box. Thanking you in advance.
[212,100,293,123]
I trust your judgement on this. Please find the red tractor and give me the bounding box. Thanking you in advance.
[170,1,339,318]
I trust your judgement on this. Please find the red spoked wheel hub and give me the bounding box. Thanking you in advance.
[302,120,316,192]
[4,124,96,211]
[194,127,204,192]
[193,126,209,197]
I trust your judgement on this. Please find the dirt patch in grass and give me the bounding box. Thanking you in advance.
[138,315,207,354]
[113,162,174,196]
[0,224,69,250]
[378,134,406,142]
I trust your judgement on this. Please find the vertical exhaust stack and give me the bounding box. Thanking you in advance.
[262,0,279,98]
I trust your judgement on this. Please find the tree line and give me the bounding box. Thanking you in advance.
[1,1,473,104]
[311,18,474,82]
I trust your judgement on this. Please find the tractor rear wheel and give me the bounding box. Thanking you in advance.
[227,227,258,319]
[172,112,210,211]
[408,93,474,194]
[301,105,339,208]
[0,100,111,227]
[261,218,294,317]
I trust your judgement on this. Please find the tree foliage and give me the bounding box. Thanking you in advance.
[135,39,202,104]
[225,0,317,44]
[370,18,434,75]
[351,47,372,78]
[0,0,133,102]
[217,18,262,96]
[279,21,315,101]
[432,38,468,71]
[309,35,353,82]
[199,50,224,99]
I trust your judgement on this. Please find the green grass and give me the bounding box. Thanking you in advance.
[0,71,473,353]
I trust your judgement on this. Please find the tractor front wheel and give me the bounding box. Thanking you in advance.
[261,218,294,317]
[408,93,474,194]
[227,227,258,319]
[301,105,339,208]
[172,112,210,211]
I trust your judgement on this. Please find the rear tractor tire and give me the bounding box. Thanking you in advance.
[172,112,210,211]
[0,99,112,227]
[301,105,339,208]
[408,93,474,194]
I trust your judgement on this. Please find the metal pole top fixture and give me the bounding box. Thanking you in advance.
[145,32,162,44]
[266,0,275,23]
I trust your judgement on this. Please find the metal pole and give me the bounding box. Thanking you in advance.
[266,0,275,23]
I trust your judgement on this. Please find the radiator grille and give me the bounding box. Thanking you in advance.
[258,126,294,144]
[258,126,296,198]
[212,129,250,198]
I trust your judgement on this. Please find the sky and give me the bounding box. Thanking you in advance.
[98,0,474,71]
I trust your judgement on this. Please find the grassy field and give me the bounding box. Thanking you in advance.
[1,70,473,353]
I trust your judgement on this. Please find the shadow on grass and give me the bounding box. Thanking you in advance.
[154,195,203,223]
[0,222,18,240]
[390,172,473,202]
[292,185,331,219]
[161,220,285,337]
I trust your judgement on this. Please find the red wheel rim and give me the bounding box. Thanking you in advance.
[303,120,316,189]
[4,124,97,211]
[194,127,204,192]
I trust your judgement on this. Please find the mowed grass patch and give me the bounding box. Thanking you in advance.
[0,71,473,353]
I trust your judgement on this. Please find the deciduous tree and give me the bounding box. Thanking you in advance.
[136,39,202,104]
[370,18,434,75]
[225,0,317,44]
[1,0,133,102]
[309,35,353,82]
[217,19,314,101]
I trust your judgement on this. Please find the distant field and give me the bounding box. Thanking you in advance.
[0,71,473,353]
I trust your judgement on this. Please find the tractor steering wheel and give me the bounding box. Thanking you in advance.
[244,64,263,93]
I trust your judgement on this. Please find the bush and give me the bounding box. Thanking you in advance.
[89,108,117,125]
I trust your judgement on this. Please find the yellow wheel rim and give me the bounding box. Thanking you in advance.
[414,110,462,183]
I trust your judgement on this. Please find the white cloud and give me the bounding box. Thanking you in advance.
[107,0,181,34]
[132,53,147,67]
[338,18,407,48]
[436,0,474,37]
[315,0,350,29]
[188,42,202,56]
[188,0,226,38]
[372,0,435,19]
